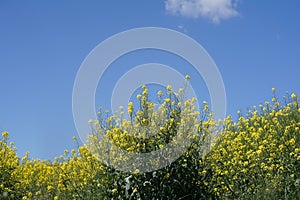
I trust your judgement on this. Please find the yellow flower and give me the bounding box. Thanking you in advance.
[133,169,140,175]
[94,120,99,125]
[143,89,148,95]
[185,74,190,80]
[290,174,295,178]
[128,102,134,115]
[166,85,172,91]
[137,94,141,99]
[291,93,297,99]
[272,87,275,92]
[272,97,276,102]
[256,149,262,155]
[47,185,53,191]
[157,90,163,96]
[1,131,8,137]
[112,188,118,193]
[127,146,134,152]
[165,98,170,103]
[289,138,295,145]
[132,188,138,193]
[165,173,170,179]
[71,149,76,155]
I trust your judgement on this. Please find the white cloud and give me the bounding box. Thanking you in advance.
[165,0,239,23]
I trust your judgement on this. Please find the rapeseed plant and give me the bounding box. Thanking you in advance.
[1,83,300,199]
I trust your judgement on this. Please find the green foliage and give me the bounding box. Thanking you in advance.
[86,84,215,199]
[1,86,300,200]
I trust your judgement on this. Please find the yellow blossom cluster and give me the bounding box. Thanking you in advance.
[1,132,108,199]
[206,92,300,199]
[1,83,300,199]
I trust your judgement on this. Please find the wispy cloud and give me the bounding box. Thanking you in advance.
[165,0,239,23]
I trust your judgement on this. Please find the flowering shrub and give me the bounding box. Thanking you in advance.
[0,132,19,198]
[85,83,215,199]
[207,90,300,199]
[1,84,300,199]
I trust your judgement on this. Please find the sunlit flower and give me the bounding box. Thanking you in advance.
[157,90,163,96]
[166,85,172,91]
[1,131,9,137]
[128,102,134,115]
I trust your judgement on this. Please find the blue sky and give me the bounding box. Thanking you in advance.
[1,0,300,159]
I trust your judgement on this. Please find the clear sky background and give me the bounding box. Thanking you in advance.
[1,0,300,159]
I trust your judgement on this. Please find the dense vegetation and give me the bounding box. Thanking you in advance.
[1,81,300,199]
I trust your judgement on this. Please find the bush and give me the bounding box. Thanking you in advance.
[0,132,19,199]
[86,83,215,199]
[206,91,300,199]
[1,85,300,200]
